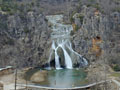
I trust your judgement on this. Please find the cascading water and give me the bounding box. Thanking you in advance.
[60,44,73,69]
[46,15,88,69]
[52,41,61,69]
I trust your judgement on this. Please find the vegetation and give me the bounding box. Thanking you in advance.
[0,0,37,15]
[113,7,120,12]
[73,24,79,32]
[0,21,7,30]
[75,24,79,31]
[76,0,82,12]
[70,16,74,23]
[109,56,120,72]
[0,1,18,15]
[77,14,84,24]
[88,0,95,2]
[70,30,74,36]
[92,3,101,10]
[87,3,101,10]
[70,11,76,23]
[112,0,120,4]
[111,72,120,77]
[0,15,8,30]
[5,38,14,45]
[24,27,29,34]
[112,64,120,71]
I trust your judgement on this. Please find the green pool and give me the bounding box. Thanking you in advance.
[24,68,88,88]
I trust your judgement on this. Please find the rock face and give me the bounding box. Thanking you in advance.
[0,0,120,68]
[72,6,120,65]
[0,11,51,68]
[0,67,14,76]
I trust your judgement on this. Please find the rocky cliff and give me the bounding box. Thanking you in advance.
[0,0,120,68]
[0,11,51,68]
[72,6,120,67]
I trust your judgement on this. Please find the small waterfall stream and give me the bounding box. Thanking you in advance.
[46,15,88,69]
[52,41,61,69]
[60,45,73,69]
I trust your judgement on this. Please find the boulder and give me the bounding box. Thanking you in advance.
[0,67,14,76]
[30,70,48,83]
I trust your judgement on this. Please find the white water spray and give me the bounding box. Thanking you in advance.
[46,15,88,69]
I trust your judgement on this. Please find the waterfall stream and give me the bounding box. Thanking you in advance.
[46,15,88,69]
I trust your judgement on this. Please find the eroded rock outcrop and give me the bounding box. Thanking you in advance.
[0,11,51,68]
[0,0,120,69]
[30,70,47,83]
[72,6,120,65]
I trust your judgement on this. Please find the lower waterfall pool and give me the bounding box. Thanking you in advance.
[24,68,89,89]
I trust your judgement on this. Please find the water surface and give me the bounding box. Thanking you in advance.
[25,68,88,88]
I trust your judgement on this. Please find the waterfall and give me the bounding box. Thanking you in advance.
[51,41,61,69]
[67,41,88,66]
[61,46,73,69]
[46,15,88,69]
[59,43,72,69]
[51,40,72,69]
[55,49,61,69]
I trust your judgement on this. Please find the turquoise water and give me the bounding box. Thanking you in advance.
[25,68,88,88]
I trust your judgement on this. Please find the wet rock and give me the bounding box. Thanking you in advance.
[57,47,65,67]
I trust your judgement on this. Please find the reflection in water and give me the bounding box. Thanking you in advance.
[33,69,88,88]
[49,69,75,87]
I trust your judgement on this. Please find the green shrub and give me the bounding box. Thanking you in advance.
[112,0,120,4]
[31,1,35,7]
[113,7,120,12]
[70,11,77,23]
[0,1,19,14]
[88,0,95,2]
[0,21,8,30]
[5,38,14,45]
[87,4,92,7]
[0,7,2,11]
[74,24,79,31]
[113,64,120,71]
[87,3,101,10]
[70,16,74,23]
[76,0,82,12]
[1,5,11,12]
[92,3,101,10]
[24,27,29,34]
[78,14,84,24]
[70,30,74,36]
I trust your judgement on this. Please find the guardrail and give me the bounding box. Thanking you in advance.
[17,80,110,90]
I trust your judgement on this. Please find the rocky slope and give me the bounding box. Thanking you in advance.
[72,6,120,66]
[0,11,51,68]
[0,0,120,68]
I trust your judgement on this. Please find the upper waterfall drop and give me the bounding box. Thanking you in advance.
[46,15,88,69]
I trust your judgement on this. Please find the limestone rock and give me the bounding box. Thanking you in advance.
[30,70,47,83]
[72,6,120,65]
[0,11,51,68]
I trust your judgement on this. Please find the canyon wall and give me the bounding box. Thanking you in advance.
[0,0,120,68]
